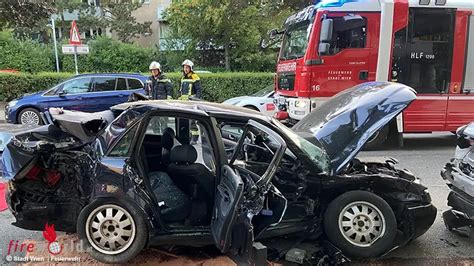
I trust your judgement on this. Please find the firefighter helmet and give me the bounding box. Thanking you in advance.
[149,61,161,71]
[182,59,194,70]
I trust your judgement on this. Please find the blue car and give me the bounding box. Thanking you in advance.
[5,73,148,125]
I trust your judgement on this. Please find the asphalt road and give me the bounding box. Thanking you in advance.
[0,131,472,264]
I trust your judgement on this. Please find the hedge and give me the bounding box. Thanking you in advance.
[0,72,274,103]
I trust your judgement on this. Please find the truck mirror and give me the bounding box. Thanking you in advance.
[318,43,330,55]
[319,19,333,43]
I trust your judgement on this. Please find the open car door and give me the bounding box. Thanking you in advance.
[211,120,287,260]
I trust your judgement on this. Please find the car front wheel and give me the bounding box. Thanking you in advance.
[18,108,42,125]
[323,190,397,259]
[77,198,148,264]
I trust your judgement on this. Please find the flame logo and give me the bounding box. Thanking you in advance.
[43,223,57,243]
[43,223,62,255]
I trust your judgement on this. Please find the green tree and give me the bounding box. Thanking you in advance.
[77,1,152,43]
[0,0,52,39]
[166,0,295,71]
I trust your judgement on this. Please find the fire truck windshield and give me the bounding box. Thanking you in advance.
[279,22,312,60]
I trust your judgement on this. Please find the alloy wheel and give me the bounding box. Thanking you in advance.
[338,201,386,247]
[20,110,40,125]
[85,204,136,255]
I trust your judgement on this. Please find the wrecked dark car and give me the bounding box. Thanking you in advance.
[1,82,436,264]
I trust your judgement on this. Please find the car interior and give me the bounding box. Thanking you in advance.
[136,115,295,233]
[138,116,217,227]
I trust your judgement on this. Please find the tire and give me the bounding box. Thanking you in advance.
[364,126,389,151]
[323,190,397,259]
[18,108,42,125]
[243,105,260,112]
[77,198,148,264]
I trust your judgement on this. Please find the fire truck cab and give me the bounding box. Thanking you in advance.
[274,0,474,147]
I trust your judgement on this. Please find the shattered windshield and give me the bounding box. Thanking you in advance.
[272,118,330,174]
[279,22,312,60]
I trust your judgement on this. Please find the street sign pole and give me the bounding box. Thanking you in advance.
[73,46,79,75]
[51,18,60,73]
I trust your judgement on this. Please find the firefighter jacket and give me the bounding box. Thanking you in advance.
[179,72,202,100]
[149,74,172,100]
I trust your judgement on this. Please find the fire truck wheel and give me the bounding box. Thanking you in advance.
[364,126,389,150]
[324,190,397,259]
[77,198,148,264]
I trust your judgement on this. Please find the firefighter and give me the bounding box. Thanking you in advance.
[178,59,202,100]
[148,61,172,100]
[178,60,202,143]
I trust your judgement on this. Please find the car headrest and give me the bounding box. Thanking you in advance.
[170,145,197,164]
[162,127,175,150]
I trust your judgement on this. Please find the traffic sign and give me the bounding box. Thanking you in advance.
[62,44,89,55]
[69,20,81,45]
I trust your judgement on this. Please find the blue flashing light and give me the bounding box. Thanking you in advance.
[314,0,362,8]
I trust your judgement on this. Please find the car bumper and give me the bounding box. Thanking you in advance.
[4,105,15,124]
[441,163,474,198]
[406,203,437,239]
[443,189,474,226]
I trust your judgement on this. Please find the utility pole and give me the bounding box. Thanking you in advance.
[49,17,60,73]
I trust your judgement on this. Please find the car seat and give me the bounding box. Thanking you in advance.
[161,127,175,165]
[149,171,191,223]
[167,145,215,225]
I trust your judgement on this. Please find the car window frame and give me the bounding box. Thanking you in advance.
[58,76,93,95]
[129,110,223,179]
[92,77,118,93]
[126,78,145,91]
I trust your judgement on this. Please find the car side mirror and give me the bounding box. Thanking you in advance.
[58,91,66,97]
[269,28,280,40]
[319,19,333,43]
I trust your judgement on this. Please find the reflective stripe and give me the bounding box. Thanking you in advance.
[157,79,171,83]
[181,79,196,83]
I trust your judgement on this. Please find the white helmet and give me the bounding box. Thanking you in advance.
[182,59,194,70]
[149,61,161,71]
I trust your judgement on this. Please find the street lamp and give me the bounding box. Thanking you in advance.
[47,18,60,73]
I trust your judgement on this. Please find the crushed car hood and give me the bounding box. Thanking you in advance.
[293,82,416,174]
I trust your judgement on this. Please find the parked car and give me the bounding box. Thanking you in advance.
[1,82,436,264]
[5,73,148,125]
[223,85,277,117]
[441,122,474,232]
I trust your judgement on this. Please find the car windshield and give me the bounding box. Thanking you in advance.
[279,22,312,60]
[251,85,274,97]
[272,118,330,174]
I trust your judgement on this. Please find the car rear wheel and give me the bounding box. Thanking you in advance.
[77,198,148,264]
[364,125,389,150]
[323,190,397,259]
[18,108,42,125]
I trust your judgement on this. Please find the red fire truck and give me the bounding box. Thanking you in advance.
[273,0,474,147]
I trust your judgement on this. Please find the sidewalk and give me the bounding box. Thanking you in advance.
[0,102,5,123]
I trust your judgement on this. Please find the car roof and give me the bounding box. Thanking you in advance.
[74,73,147,80]
[113,100,272,123]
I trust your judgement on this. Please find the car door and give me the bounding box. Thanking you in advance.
[41,77,93,112]
[211,120,287,259]
[89,76,119,112]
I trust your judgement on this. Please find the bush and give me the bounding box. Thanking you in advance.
[0,72,274,103]
[62,37,156,73]
[0,31,54,73]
